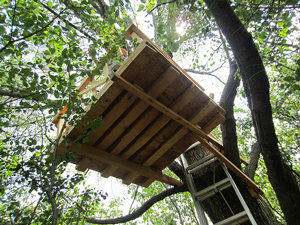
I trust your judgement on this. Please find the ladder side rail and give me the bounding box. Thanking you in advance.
[220,162,257,225]
[181,155,209,225]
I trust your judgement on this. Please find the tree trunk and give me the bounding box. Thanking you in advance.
[182,145,280,225]
[219,61,241,169]
[169,60,280,224]
[203,0,300,223]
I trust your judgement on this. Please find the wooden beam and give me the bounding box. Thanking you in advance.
[68,142,183,186]
[76,157,91,172]
[111,73,223,149]
[191,133,263,195]
[78,78,108,96]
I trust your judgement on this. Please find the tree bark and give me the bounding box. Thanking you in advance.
[244,142,261,181]
[203,0,300,223]
[219,61,241,169]
[183,145,280,225]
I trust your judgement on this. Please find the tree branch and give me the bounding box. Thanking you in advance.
[244,142,261,180]
[0,89,58,105]
[34,0,96,41]
[0,10,62,54]
[145,0,177,17]
[184,68,225,84]
[86,184,188,224]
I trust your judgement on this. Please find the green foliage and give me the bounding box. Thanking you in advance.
[0,0,299,224]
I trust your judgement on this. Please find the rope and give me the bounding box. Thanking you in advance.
[213,159,240,225]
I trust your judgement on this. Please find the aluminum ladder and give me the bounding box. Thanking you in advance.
[180,153,257,225]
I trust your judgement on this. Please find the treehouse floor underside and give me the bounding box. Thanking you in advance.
[57,40,227,187]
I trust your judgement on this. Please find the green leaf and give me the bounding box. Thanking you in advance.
[171,42,179,52]
[0,14,6,23]
[82,137,89,143]
[0,26,6,35]
[137,4,145,12]
[54,91,60,98]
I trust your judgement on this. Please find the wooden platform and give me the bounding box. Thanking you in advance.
[55,39,226,187]
[54,24,263,196]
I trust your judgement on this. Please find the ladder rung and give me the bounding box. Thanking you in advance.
[186,154,216,172]
[195,178,231,201]
[214,211,248,225]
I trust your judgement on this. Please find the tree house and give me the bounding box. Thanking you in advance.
[53,24,263,196]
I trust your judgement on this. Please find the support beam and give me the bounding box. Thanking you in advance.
[111,73,224,149]
[191,133,263,196]
[68,142,183,186]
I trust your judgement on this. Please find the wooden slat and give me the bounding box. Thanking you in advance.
[88,91,138,145]
[191,134,263,195]
[98,107,160,177]
[68,142,183,186]
[67,81,123,139]
[115,40,157,80]
[122,102,224,184]
[121,84,198,160]
[101,83,199,178]
[99,67,181,177]
[193,100,219,124]
[202,113,226,133]
[78,78,108,96]
[111,73,223,148]
[125,23,205,91]
[75,157,91,172]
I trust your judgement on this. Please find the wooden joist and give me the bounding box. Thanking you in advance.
[68,142,183,186]
[111,72,224,149]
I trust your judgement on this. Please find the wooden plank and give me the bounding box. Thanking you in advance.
[123,173,154,188]
[121,84,198,160]
[88,91,138,145]
[78,78,108,96]
[99,67,181,177]
[202,113,226,133]
[191,134,263,195]
[192,100,218,125]
[100,83,197,178]
[98,107,160,177]
[122,125,188,184]
[123,103,224,184]
[75,157,91,172]
[67,81,123,139]
[67,142,183,186]
[125,23,205,91]
[115,40,157,80]
[111,73,223,148]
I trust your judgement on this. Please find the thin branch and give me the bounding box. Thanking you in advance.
[28,193,44,224]
[128,185,139,214]
[45,116,70,225]
[145,0,176,17]
[0,89,59,105]
[86,184,188,224]
[34,0,96,41]
[184,68,225,85]
[162,183,184,225]
[0,9,63,54]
